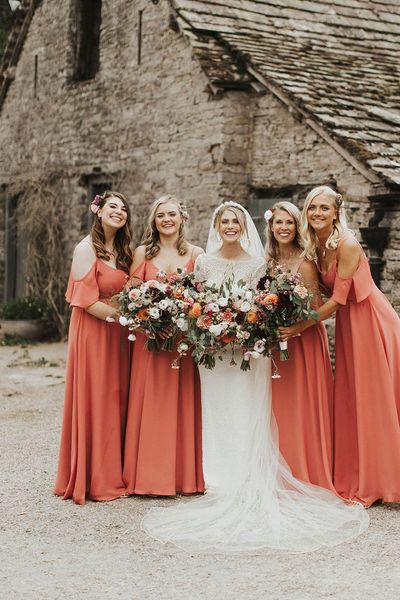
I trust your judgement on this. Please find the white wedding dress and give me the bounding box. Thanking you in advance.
[142,254,369,553]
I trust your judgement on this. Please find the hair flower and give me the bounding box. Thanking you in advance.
[264,209,273,223]
[90,194,102,214]
[335,194,343,207]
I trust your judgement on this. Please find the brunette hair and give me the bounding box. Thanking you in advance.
[300,186,349,260]
[142,194,189,259]
[91,191,133,274]
[264,201,304,261]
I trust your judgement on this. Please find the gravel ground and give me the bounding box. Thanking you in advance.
[1,341,399,600]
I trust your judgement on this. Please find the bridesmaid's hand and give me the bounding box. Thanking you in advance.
[279,321,309,341]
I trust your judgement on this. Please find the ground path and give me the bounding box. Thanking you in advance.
[1,342,399,600]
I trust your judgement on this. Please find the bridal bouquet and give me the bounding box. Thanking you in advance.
[175,275,274,370]
[255,265,319,360]
[117,269,194,351]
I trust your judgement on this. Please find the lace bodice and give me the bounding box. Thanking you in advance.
[194,254,266,289]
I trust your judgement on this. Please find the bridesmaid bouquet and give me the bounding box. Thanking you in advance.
[256,265,319,360]
[117,270,194,351]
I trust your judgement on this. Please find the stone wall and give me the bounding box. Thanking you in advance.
[0,0,399,313]
[0,0,243,260]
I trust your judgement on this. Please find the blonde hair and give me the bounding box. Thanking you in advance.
[142,194,189,259]
[300,186,348,260]
[213,203,248,238]
[264,201,303,261]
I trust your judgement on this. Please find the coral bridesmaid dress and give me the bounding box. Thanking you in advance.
[272,261,335,492]
[320,254,400,506]
[54,260,130,505]
[123,259,204,496]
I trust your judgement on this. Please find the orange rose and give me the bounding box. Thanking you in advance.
[246,310,258,323]
[137,307,150,321]
[197,315,212,329]
[173,286,184,300]
[221,334,236,344]
[260,294,278,306]
[189,302,202,318]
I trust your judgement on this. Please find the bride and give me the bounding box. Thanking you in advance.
[142,201,369,553]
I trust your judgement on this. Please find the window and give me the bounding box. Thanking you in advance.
[73,0,102,81]
[82,175,112,232]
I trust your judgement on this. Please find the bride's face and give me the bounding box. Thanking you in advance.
[217,209,242,244]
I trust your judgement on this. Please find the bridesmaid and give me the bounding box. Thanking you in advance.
[264,201,335,492]
[280,185,400,506]
[123,194,205,496]
[54,191,133,505]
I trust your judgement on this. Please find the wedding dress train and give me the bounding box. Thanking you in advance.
[142,255,369,553]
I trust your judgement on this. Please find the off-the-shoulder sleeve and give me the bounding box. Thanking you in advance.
[332,276,353,305]
[332,257,374,305]
[65,263,100,308]
[194,254,208,282]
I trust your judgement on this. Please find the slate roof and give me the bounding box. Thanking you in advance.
[172,0,400,186]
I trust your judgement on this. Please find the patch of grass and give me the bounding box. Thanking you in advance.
[0,337,37,347]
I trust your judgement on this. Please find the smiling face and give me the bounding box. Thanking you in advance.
[306,193,337,234]
[154,201,183,237]
[271,208,297,246]
[98,196,128,229]
[217,208,244,244]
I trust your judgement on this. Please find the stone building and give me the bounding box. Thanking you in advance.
[0,0,400,321]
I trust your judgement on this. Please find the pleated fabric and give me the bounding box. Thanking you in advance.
[272,323,336,493]
[123,259,204,496]
[321,255,400,506]
[54,260,130,505]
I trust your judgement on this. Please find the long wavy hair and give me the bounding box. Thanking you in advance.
[264,201,304,262]
[142,194,189,259]
[91,191,133,274]
[300,186,349,260]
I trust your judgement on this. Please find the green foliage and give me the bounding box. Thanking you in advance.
[0,296,48,320]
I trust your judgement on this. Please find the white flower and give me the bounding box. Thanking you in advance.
[209,324,223,336]
[206,302,220,313]
[245,290,253,302]
[218,297,228,307]
[106,316,115,323]
[128,288,140,301]
[264,209,273,222]
[128,333,136,341]
[176,317,188,331]
[254,339,266,353]
[231,285,245,299]
[149,307,160,319]
[156,282,167,293]
[244,350,260,361]
[128,302,136,311]
[158,298,173,310]
[294,284,308,300]
[240,301,251,313]
[178,342,189,353]
[119,316,128,326]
